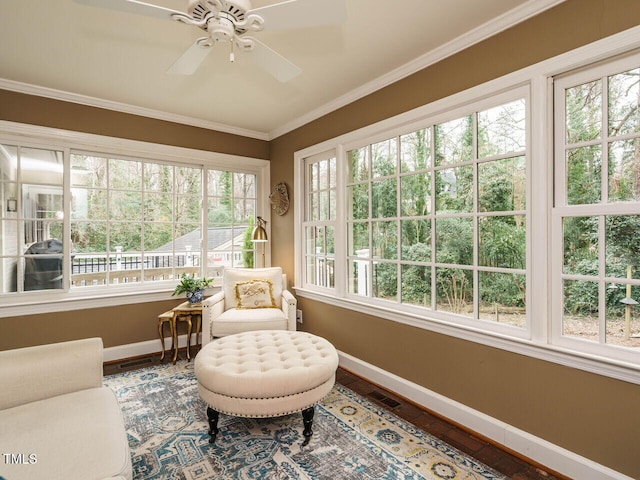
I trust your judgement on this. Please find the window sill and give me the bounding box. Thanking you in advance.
[0,285,221,318]
[294,287,640,386]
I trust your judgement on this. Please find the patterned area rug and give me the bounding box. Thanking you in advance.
[104,361,507,480]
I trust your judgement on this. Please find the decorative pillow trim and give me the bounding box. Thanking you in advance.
[235,279,277,309]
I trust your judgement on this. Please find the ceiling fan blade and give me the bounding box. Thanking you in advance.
[73,0,184,21]
[167,40,213,75]
[249,0,346,31]
[247,37,301,83]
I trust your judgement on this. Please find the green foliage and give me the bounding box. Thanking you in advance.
[172,273,213,296]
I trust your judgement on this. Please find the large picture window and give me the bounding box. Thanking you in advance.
[344,95,527,330]
[0,127,267,301]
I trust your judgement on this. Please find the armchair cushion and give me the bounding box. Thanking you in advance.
[223,267,283,310]
[235,279,276,309]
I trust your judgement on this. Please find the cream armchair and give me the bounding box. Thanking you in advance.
[201,267,296,343]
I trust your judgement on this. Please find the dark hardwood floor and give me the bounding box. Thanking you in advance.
[104,348,568,480]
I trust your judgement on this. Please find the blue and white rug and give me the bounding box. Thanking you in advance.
[104,361,507,479]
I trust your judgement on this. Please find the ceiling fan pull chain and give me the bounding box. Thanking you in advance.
[230,41,235,63]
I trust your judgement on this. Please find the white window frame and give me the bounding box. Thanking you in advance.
[551,51,640,366]
[294,26,640,385]
[0,120,270,317]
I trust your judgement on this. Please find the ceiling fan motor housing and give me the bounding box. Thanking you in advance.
[188,0,253,36]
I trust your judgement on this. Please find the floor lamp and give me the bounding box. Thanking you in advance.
[251,216,268,268]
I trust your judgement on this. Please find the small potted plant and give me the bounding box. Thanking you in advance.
[172,273,213,304]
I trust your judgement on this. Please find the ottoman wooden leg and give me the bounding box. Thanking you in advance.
[207,407,219,443]
[302,406,315,445]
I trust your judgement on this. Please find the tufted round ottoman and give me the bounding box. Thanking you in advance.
[194,330,339,444]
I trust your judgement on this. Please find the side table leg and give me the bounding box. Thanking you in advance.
[158,319,166,362]
[185,315,193,361]
[302,406,315,445]
[207,407,219,444]
[172,315,178,365]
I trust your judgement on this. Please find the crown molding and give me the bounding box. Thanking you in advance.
[0,0,564,143]
[0,78,270,141]
[268,0,566,140]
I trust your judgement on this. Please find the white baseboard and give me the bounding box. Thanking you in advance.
[103,334,193,363]
[337,351,633,480]
[103,339,631,479]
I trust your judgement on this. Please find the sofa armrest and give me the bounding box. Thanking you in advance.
[0,337,104,410]
[281,289,297,331]
[202,291,225,344]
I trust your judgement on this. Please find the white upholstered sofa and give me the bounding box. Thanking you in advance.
[201,267,296,343]
[0,337,132,480]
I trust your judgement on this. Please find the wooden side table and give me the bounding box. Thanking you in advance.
[171,301,203,364]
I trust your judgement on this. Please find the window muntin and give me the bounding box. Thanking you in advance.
[343,96,527,330]
[554,54,640,357]
[0,135,263,297]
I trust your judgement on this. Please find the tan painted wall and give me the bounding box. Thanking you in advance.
[268,1,640,477]
[1,0,640,476]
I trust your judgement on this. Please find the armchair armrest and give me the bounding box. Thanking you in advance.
[281,289,297,331]
[0,337,103,410]
[202,291,225,345]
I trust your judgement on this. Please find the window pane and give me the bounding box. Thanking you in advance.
[72,188,106,220]
[176,195,201,223]
[400,129,430,172]
[435,165,473,213]
[605,283,640,348]
[233,172,255,198]
[400,173,431,216]
[478,99,526,158]
[72,221,106,252]
[479,271,526,327]
[562,279,598,342]
[566,145,601,205]
[401,220,431,261]
[348,258,369,296]
[144,163,173,192]
[109,158,141,190]
[435,217,473,265]
[21,148,63,185]
[605,215,640,279]
[563,216,598,275]
[371,178,396,218]
[608,67,640,137]
[109,191,142,221]
[372,220,397,260]
[478,156,526,212]
[371,139,397,178]
[373,262,397,301]
[435,267,473,316]
[565,80,602,144]
[144,192,172,222]
[401,264,431,307]
[176,166,201,195]
[143,223,173,251]
[349,221,369,255]
[478,215,526,269]
[71,155,107,188]
[435,116,473,166]
[0,144,17,181]
[348,147,369,182]
[110,222,142,252]
[348,184,369,220]
[608,138,640,202]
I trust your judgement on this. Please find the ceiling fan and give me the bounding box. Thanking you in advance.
[74,0,347,82]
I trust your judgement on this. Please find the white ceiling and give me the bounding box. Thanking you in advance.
[0,0,560,140]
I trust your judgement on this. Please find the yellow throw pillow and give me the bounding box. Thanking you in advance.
[235,279,277,309]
